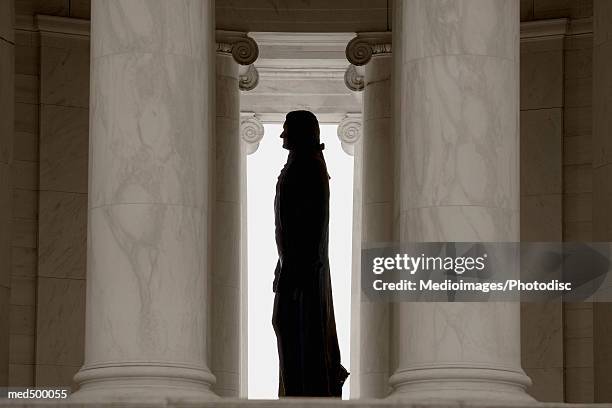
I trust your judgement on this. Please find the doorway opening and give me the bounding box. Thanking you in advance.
[246,123,354,399]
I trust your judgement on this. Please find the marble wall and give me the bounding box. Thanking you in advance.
[520,26,566,403]
[0,0,15,389]
[35,18,89,390]
[518,1,596,401]
[564,24,596,404]
[10,17,38,389]
[8,0,91,388]
[211,49,241,397]
[592,0,612,402]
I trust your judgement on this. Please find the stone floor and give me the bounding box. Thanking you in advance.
[1,398,612,408]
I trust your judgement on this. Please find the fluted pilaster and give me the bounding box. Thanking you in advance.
[345,31,392,399]
[211,29,259,397]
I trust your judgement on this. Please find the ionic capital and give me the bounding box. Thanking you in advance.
[239,65,259,91]
[337,114,362,156]
[344,64,364,92]
[216,30,259,66]
[345,32,392,66]
[240,113,265,155]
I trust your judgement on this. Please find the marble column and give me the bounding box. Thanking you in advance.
[337,114,364,399]
[238,113,264,397]
[390,0,531,401]
[210,32,258,397]
[593,0,612,402]
[0,0,14,388]
[71,0,216,402]
[345,32,393,398]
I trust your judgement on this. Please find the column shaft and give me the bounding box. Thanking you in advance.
[349,137,363,398]
[210,51,241,397]
[72,0,216,401]
[346,32,393,399]
[209,31,258,398]
[390,0,531,401]
[361,52,393,398]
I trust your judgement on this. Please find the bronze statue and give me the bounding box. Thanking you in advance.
[272,110,349,397]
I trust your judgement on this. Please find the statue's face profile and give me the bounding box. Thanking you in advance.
[280,111,319,151]
[280,122,293,150]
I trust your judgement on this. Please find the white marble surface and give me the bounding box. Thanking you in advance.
[85,204,208,362]
[73,0,216,401]
[350,138,363,399]
[209,44,247,397]
[398,0,518,62]
[89,52,208,208]
[362,117,391,206]
[391,0,528,401]
[215,118,241,203]
[91,0,209,60]
[398,55,518,212]
[354,41,392,398]
[212,201,241,288]
[241,32,362,119]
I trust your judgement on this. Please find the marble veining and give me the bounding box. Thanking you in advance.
[390,0,527,400]
[398,0,519,62]
[86,204,208,363]
[92,0,209,60]
[397,302,521,365]
[89,53,208,208]
[398,55,518,211]
[75,1,215,400]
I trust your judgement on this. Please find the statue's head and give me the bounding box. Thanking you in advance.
[280,110,321,151]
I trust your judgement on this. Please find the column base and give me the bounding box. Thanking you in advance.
[387,363,534,403]
[70,362,218,403]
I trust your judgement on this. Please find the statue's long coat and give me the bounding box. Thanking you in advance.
[272,149,349,397]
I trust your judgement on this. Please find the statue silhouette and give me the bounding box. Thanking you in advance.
[272,110,349,397]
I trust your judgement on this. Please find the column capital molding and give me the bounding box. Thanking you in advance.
[216,30,259,66]
[239,65,259,91]
[337,114,362,156]
[346,32,392,66]
[344,64,365,92]
[240,113,265,155]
